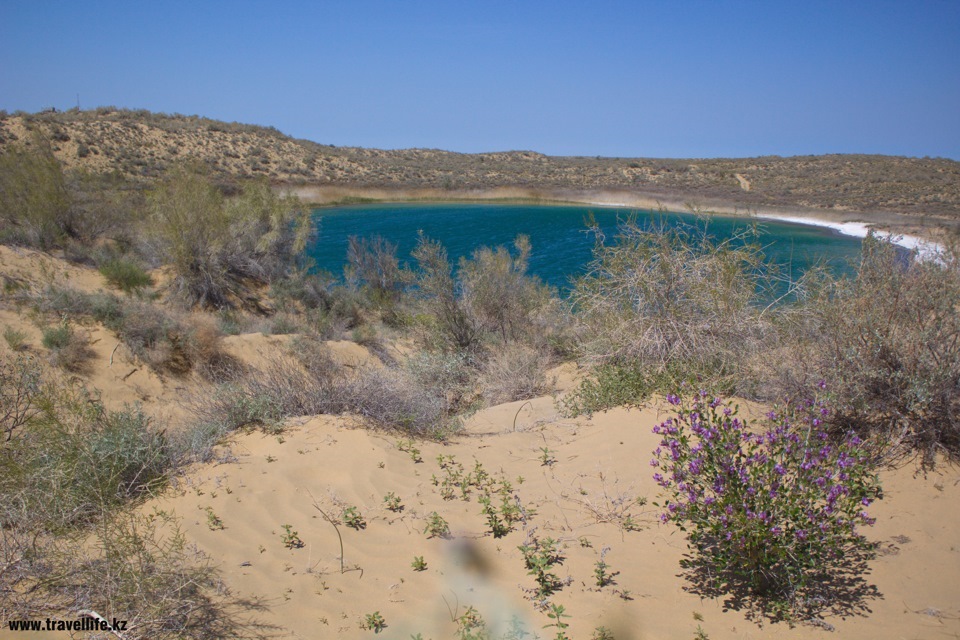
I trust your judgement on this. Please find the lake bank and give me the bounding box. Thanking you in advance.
[283,184,956,254]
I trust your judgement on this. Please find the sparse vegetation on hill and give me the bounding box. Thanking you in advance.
[2,108,959,220]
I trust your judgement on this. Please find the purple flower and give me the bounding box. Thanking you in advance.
[666,393,681,406]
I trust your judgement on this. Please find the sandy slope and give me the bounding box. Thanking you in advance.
[114,400,959,640]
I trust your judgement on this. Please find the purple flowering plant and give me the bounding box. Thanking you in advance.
[652,389,881,612]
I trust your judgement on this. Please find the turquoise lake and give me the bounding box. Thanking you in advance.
[306,203,864,292]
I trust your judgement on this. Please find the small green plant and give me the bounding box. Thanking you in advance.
[398,438,423,463]
[3,326,27,351]
[342,506,366,530]
[518,535,564,597]
[594,546,615,587]
[539,446,555,466]
[41,323,72,350]
[591,627,616,640]
[280,524,303,548]
[203,506,224,530]
[362,611,386,633]
[411,555,427,571]
[383,492,403,512]
[544,603,571,640]
[694,625,710,640]
[424,512,450,538]
[455,605,486,640]
[479,494,511,539]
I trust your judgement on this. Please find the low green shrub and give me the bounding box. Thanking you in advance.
[98,257,153,292]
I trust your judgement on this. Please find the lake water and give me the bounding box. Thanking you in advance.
[305,203,863,292]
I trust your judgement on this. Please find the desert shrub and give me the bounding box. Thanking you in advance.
[560,362,652,417]
[67,512,246,639]
[412,233,479,352]
[405,350,478,414]
[145,164,229,306]
[65,170,146,244]
[459,234,553,344]
[569,219,772,394]
[561,359,738,417]
[411,233,558,354]
[0,509,250,639]
[146,167,312,307]
[270,268,334,310]
[478,343,554,406]
[42,322,94,373]
[1,355,42,442]
[767,235,960,466]
[0,373,172,530]
[33,287,228,377]
[652,391,880,618]
[264,312,302,335]
[41,323,72,350]
[99,257,153,292]
[342,366,453,437]
[190,350,456,440]
[345,234,411,304]
[0,139,72,248]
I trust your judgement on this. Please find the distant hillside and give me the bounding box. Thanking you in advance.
[2,108,959,219]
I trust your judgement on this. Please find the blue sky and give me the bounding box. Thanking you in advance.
[2,0,958,159]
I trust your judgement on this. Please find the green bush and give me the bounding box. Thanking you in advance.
[411,233,557,354]
[0,139,72,248]
[41,322,94,373]
[148,167,312,307]
[99,257,153,292]
[41,324,73,350]
[0,369,172,530]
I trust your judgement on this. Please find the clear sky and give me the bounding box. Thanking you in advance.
[2,0,958,159]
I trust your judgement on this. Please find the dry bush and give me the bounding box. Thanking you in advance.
[569,219,773,391]
[411,233,559,354]
[459,234,554,345]
[1,355,42,442]
[478,343,555,406]
[761,235,960,466]
[32,286,232,378]
[0,510,261,639]
[188,344,456,444]
[345,234,411,304]
[405,350,478,414]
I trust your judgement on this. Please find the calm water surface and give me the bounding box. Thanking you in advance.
[306,203,863,292]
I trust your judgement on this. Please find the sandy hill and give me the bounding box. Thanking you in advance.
[2,108,960,221]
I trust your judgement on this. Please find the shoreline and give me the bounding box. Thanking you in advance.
[282,184,953,256]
